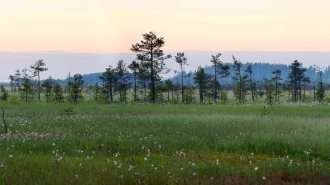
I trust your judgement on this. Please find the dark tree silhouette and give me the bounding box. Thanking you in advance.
[232,55,248,104]
[194,66,211,103]
[288,60,306,101]
[128,60,140,102]
[99,66,117,103]
[244,64,254,101]
[31,59,48,101]
[174,52,188,103]
[131,31,171,103]
[164,79,174,102]
[116,60,131,103]
[41,76,54,103]
[210,53,230,103]
[69,74,84,104]
[54,83,64,102]
[272,69,282,102]
[20,78,34,102]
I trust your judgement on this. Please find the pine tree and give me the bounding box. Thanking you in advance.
[137,62,150,102]
[232,56,248,104]
[41,76,54,103]
[128,60,140,102]
[92,82,100,102]
[272,69,282,102]
[131,31,171,103]
[174,52,188,103]
[210,53,230,103]
[316,82,325,103]
[244,64,254,101]
[99,66,117,103]
[30,59,48,101]
[54,83,64,102]
[265,79,275,105]
[69,74,84,104]
[164,79,173,102]
[116,60,131,103]
[20,78,35,102]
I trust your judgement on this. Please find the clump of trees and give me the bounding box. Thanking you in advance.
[2,31,329,105]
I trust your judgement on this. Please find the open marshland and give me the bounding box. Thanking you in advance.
[0,102,330,184]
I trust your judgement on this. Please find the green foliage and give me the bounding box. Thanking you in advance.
[174,52,188,103]
[19,78,35,102]
[220,89,229,104]
[316,81,325,103]
[30,59,48,101]
[68,74,84,104]
[60,106,76,115]
[210,53,230,103]
[41,77,54,103]
[194,66,211,103]
[116,60,131,103]
[265,80,275,105]
[131,31,171,103]
[0,85,9,101]
[288,60,307,102]
[99,66,117,103]
[128,60,140,102]
[91,82,100,102]
[259,105,270,116]
[54,83,64,102]
[184,87,196,104]
[232,56,249,104]
[9,94,18,102]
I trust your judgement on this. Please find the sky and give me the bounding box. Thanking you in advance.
[1,0,330,81]
[1,0,330,52]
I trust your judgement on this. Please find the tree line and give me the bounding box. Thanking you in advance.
[1,31,327,104]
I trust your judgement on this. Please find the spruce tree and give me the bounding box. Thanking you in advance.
[20,78,35,102]
[194,66,211,103]
[99,66,117,103]
[69,74,84,104]
[288,60,306,101]
[41,76,54,103]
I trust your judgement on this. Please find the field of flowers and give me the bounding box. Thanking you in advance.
[0,102,330,184]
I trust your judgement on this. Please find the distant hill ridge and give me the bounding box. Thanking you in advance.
[77,62,328,87]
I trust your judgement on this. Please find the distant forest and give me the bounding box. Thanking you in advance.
[76,62,329,88]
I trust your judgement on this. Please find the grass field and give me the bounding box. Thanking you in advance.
[0,102,330,184]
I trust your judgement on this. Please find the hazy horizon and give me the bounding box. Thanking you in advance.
[1,51,330,82]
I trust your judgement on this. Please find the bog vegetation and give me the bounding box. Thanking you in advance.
[1,31,330,184]
[0,103,330,184]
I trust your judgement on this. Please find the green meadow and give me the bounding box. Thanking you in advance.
[0,102,330,184]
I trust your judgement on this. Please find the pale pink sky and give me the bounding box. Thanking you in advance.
[1,0,330,52]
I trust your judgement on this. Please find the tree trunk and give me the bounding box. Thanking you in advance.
[150,53,155,103]
[38,71,41,101]
[181,69,184,103]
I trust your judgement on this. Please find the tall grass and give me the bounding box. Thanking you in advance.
[0,102,329,184]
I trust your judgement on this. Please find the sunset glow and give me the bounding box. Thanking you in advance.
[1,0,330,52]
